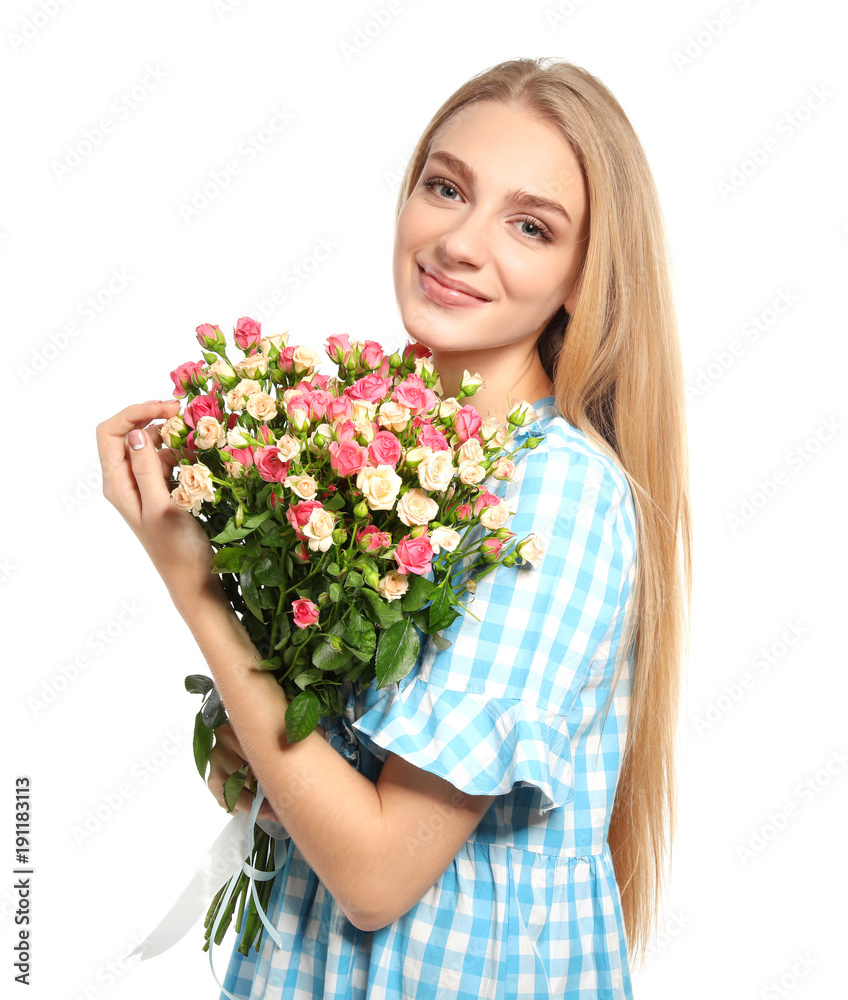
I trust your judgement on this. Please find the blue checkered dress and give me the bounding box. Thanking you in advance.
[218,397,638,999]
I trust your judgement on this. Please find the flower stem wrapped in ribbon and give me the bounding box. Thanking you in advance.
[163,317,546,956]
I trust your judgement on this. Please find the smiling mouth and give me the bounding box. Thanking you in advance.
[416,263,491,305]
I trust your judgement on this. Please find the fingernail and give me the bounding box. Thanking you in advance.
[129,429,146,450]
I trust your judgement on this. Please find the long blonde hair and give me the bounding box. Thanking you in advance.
[394,57,693,970]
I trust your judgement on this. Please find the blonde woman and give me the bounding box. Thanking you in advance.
[97,56,692,999]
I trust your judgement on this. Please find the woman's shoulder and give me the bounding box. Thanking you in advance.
[510,399,635,522]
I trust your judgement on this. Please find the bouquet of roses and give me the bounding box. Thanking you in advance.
[162,316,546,955]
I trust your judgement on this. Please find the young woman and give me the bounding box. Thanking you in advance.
[96,57,691,999]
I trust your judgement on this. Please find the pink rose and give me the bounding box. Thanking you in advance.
[285,394,311,430]
[329,440,368,477]
[394,534,434,576]
[325,333,352,366]
[454,503,472,521]
[234,316,262,350]
[454,404,483,444]
[331,417,356,443]
[473,489,502,516]
[195,323,225,350]
[306,389,334,421]
[403,340,432,362]
[346,374,391,404]
[286,500,323,541]
[184,393,224,428]
[356,525,391,553]
[275,345,297,373]
[416,421,450,452]
[292,598,320,629]
[170,360,206,398]
[393,375,436,416]
[326,395,353,422]
[360,340,385,370]
[253,446,290,482]
[223,445,254,468]
[481,537,504,561]
[367,431,402,468]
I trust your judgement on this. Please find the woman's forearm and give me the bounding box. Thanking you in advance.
[176,579,386,930]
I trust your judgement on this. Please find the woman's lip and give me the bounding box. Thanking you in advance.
[417,264,491,308]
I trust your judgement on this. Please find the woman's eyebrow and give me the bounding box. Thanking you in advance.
[427,149,573,225]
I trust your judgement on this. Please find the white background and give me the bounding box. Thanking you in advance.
[2,1,846,997]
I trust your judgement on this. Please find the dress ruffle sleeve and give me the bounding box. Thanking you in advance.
[351,670,576,812]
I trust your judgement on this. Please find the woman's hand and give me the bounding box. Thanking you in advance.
[95,399,222,611]
[208,723,283,823]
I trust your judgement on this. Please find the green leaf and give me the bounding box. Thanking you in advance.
[239,563,265,623]
[375,618,420,688]
[431,632,453,651]
[344,571,363,592]
[210,547,248,574]
[273,613,291,650]
[400,573,438,612]
[185,674,214,696]
[358,587,405,628]
[242,509,274,529]
[311,635,351,674]
[285,690,322,743]
[260,524,291,547]
[222,763,250,812]
[255,657,283,671]
[428,582,460,632]
[292,667,323,690]
[328,582,344,604]
[342,606,376,662]
[321,492,346,511]
[253,554,286,587]
[201,687,227,729]
[193,711,214,780]
[210,517,255,544]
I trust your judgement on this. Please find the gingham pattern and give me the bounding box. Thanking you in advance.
[219,397,638,999]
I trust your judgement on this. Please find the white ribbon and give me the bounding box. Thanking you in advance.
[129,807,289,961]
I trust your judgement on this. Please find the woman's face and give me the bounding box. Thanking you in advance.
[393,100,589,360]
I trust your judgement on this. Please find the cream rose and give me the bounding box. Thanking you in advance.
[350,398,379,424]
[356,465,402,511]
[246,392,278,421]
[260,332,289,356]
[284,474,318,500]
[234,354,270,379]
[170,485,201,513]
[396,488,439,527]
[225,388,245,411]
[417,451,455,492]
[177,462,216,502]
[376,401,411,433]
[458,459,487,486]
[226,424,252,449]
[302,508,336,552]
[479,500,511,530]
[438,397,462,419]
[429,526,461,554]
[160,415,186,447]
[292,345,322,375]
[223,460,246,480]
[378,570,410,602]
[194,415,226,451]
[457,438,485,465]
[516,533,547,569]
[275,433,302,462]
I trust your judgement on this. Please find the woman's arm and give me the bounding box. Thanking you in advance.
[179,578,496,933]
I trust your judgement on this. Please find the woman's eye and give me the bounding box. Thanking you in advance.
[421,176,554,243]
[422,177,460,200]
